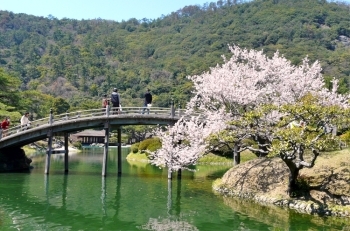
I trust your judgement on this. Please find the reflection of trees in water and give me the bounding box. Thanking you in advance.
[112,176,121,219]
[0,209,5,226]
[3,175,109,230]
[139,179,200,231]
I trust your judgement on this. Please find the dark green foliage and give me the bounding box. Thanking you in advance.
[131,142,140,153]
[147,138,162,152]
[0,68,21,107]
[210,143,233,158]
[52,97,70,114]
[139,137,161,153]
[138,138,153,152]
[0,0,349,115]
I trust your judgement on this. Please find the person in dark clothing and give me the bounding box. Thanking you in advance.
[110,88,121,114]
[142,89,152,114]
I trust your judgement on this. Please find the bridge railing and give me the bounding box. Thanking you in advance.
[50,106,183,122]
[1,106,188,140]
[2,116,50,139]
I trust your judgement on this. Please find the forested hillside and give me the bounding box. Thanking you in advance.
[0,0,350,120]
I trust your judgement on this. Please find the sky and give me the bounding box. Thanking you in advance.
[0,0,212,22]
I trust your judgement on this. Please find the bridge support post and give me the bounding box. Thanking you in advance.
[117,126,122,175]
[45,129,53,174]
[167,179,172,212]
[171,100,175,118]
[177,169,182,179]
[64,132,69,173]
[168,168,172,179]
[102,121,109,177]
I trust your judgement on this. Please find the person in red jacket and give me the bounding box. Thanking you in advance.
[1,117,10,137]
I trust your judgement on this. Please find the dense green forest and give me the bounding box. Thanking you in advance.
[0,0,350,121]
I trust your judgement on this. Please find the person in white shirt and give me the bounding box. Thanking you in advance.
[20,112,31,130]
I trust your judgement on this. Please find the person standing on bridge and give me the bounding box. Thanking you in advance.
[20,112,31,131]
[1,117,10,138]
[102,94,109,108]
[102,94,110,114]
[142,88,152,114]
[110,88,121,114]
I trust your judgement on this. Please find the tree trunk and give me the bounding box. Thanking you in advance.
[283,159,300,196]
[233,144,241,165]
[256,136,269,157]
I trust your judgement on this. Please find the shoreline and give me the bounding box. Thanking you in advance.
[213,153,350,218]
[213,186,350,217]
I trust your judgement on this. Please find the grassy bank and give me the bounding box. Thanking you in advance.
[126,150,257,166]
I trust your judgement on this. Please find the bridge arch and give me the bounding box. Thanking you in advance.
[0,106,184,176]
[0,107,182,149]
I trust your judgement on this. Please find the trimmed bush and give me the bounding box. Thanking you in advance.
[147,139,161,152]
[139,137,161,153]
[131,142,140,153]
[138,138,153,152]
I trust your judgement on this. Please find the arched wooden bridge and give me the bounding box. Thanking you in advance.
[0,105,188,176]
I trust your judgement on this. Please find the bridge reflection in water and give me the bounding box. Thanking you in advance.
[0,105,188,176]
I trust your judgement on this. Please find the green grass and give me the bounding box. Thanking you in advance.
[198,151,257,165]
[240,151,257,163]
[126,150,258,165]
[126,152,149,162]
[198,153,232,165]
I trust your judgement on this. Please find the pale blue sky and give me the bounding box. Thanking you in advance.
[0,0,214,22]
[1,1,349,22]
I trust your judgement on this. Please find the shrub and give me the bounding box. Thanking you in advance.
[139,137,161,154]
[138,138,154,152]
[340,130,350,146]
[147,139,162,152]
[72,141,82,149]
[131,142,140,153]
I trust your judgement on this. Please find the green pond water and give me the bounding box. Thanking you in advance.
[0,147,349,231]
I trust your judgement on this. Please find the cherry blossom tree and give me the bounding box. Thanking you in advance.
[150,45,350,193]
[148,110,228,178]
[185,45,349,164]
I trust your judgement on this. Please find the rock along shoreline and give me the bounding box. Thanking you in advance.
[213,154,350,218]
[213,186,350,217]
